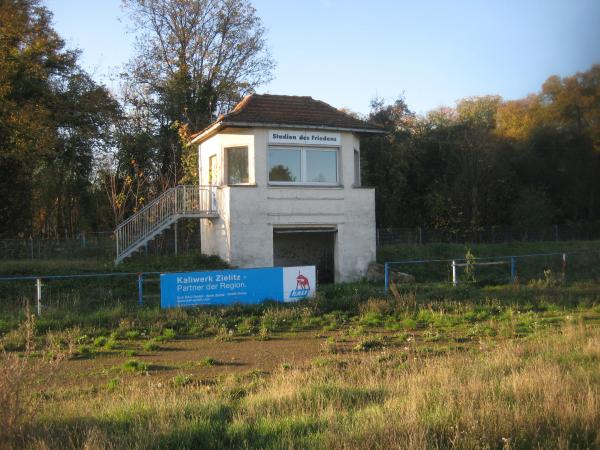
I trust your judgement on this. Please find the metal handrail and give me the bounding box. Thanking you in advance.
[115,187,173,232]
[115,185,217,261]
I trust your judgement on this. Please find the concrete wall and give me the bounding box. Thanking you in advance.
[198,128,376,282]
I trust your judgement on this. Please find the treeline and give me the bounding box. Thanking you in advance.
[0,0,272,238]
[362,66,600,233]
[1,1,599,239]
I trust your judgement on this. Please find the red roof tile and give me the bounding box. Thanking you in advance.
[191,94,383,142]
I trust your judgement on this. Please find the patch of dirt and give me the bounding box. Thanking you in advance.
[52,331,329,388]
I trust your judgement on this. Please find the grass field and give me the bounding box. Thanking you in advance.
[1,241,600,448]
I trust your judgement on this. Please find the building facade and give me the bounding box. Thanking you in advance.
[190,94,383,283]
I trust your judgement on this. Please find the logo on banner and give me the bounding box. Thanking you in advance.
[282,266,315,301]
[289,272,311,298]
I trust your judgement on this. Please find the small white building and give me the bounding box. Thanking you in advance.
[190,94,383,283]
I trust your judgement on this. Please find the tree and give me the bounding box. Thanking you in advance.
[361,97,421,227]
[510,187,556,236]
[0,0,121,237]
[121,0,274,189]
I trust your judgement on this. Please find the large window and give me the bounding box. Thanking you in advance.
[226,146,249,184]
[269,147,338,185]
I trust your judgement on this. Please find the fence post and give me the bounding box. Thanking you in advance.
[384,263,389,294]
[561,253,567,282]
[451,260,457,287]
[137,273,144,306]
[35,278,42,316]
[174,221,178,256]
[510,257,516,283]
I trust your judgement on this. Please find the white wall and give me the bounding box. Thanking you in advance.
[198,127,376,281]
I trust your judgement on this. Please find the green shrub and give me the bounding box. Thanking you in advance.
[125,330,141,340]
[106,378,119,391]
[353,336,385,351]
[104,337,118,350]
[122,359,148,373]
[162,328,177,340]
[172,374,192,387]
[75,345,92,358]
[143,340,160,351]
[256,326,270,341]
[93,336,107,347]
[198,357,216,367]
[359,312,385,328]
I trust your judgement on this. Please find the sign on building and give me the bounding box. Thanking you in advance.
[160,266,316,308]
[268,129,340,146]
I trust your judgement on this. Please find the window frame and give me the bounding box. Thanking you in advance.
[353,149,361,187]
[224,145,250,185]
[208,154,218,186]
[268,146,340,187]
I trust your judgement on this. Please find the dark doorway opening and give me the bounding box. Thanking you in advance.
[273,228,335,284]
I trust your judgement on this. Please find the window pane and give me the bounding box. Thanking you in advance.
[306,150,337,183]
[227,147,248,184]
[269,149,300,182]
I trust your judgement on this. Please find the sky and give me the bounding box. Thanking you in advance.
[44,0,600,116]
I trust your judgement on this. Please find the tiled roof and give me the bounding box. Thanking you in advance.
[191,94,384,142]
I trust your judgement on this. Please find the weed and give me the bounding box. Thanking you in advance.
[312,357,333,367]
[199,357,216,367]
[256,326,270,341]
[359,311,385,328]
[0,313,68,445]
[423,329,444,342]
[125,330,141,340]
[214,326,235,342]
[75,345,92,358]
[1,329,27,352]
[143,340,160,352]
[359,298,392,316]
[162,328,177,340]
[353,336,386,352]
[321,338,339,354]
[236,317,258,336]
[377,351,394,363]
[93,336,107,347]
[346,325,365,337]
[103,337,118,350]
[106,378,119,391]
[121,359,148,373]
[172,374,193,387]
[401,318,418,330]
[394,332,411,343]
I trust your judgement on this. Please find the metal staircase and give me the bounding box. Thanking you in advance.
[115,185,218,263]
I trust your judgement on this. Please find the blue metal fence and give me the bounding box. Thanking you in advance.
[383,251,593,293]
[0,271,163,315]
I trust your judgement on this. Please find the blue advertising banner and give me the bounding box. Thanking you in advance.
[160,266,316,308]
